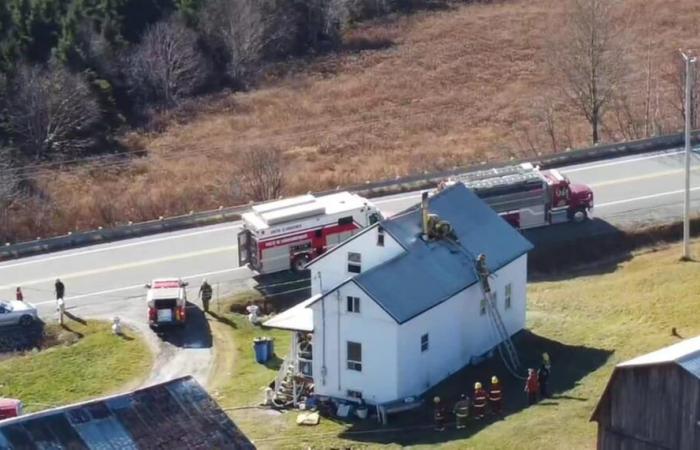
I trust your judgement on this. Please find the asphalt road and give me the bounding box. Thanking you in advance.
[1,147,698,385]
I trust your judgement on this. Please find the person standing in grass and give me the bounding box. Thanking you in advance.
[198,279,212,313]
[453,394,470,429]
[433,396,446,432]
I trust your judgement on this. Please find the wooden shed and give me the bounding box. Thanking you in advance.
[591,336,700,450]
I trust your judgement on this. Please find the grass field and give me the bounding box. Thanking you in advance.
[12,0,700,242]
[211,240,700,449]
[0,321,152,413]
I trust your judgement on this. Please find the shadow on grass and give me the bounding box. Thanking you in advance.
[64,311,87,325]
[208,311,238,329]
[60,323,84,339]
[264,354,283,371]
[337,331,612,446]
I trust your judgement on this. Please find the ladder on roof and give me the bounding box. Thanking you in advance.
[475,256,522,373]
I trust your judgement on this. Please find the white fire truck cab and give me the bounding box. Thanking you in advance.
[145,278,188,328]
[440,163,594,230]
[238,192,382,274]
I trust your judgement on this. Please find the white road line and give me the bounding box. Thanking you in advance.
[0,245,238,290]
[33,266,250,306]
[596,186,700,208]
[0,223,241,269]
[563,149,688,173]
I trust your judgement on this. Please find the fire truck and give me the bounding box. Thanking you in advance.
[238,192,382,273]
[145,278,188,328]
[441,163,594,229]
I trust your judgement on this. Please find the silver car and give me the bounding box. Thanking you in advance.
[0,300,38,327]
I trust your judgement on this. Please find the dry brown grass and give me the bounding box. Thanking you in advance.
[7,0,700,241]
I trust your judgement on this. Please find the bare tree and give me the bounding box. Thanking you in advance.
[237,146,284,201]
[4,63,101,160]
[0,147,19,241]
[200,0,293,84]
[129,17,207,107]
[549,0,629,144]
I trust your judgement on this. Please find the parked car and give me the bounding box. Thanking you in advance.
[0,300,38,327]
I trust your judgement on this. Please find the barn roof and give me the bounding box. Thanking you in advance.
[352,183,532,323]
[0,376,255,449]
[591,335,700,422]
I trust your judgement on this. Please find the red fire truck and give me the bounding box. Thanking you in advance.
[145,278,188,328]
[238,192,382,273]
[441,163,594,229]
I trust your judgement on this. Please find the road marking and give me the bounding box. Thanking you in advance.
[0,245,238,290]
[32,266,251,306]
[0,223,241,269]
[563,148,692,173]
[589,166,700,188]
[596,186,700,208]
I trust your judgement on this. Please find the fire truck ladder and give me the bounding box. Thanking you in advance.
[474,261,522,375]
[443,237,522,375]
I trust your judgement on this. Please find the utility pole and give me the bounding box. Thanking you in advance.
[680,50,696,261]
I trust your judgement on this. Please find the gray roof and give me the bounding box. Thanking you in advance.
[354,183,533,323]
[0,376,255,450]
[618,334,700,378]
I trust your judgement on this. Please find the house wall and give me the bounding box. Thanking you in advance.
[310,281,399,404]
[308,224,404,296]
[596,365,700,450]
[396,254,528,399]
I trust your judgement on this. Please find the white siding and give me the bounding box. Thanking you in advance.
[311,282,399,404]
[308,225,404,296]
[396,254,528,399]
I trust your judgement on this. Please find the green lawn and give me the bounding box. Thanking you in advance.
[214,241,700,449]
[0,321,152,413]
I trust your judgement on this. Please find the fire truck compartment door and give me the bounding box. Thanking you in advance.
[549,206,569,224]
[238,230,250,266]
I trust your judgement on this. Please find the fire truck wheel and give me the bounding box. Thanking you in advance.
[292,254,311,272]
[19,315,34,327]
[572,208,588,223]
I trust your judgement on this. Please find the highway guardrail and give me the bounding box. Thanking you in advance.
[2,130,698,261]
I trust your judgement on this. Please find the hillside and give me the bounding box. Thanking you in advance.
[9,0,700,239]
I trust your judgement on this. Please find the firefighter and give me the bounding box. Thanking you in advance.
[55,278,65,300]
[15,287,23,302]
[475,254,490,292]
[198,279,213,313]
[433,396,446,431]
[489,376,503,416]
[473,382,487,420]
[538,361,551,399]
[453,394,470,429]
[525,368,539,405]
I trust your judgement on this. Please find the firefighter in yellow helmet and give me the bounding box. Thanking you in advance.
[473,382,487,420]
[489,376,503,417]
[433,396,446,431]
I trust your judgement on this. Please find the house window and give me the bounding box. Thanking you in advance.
[480,298,487,316]
[347,252,362,273]
[347,341,362,371]
[338,216,353,226]
[505,283,512,309]
[377,226,385,247]
[421,333,429,352]
[346,296,360,313]
[347,389,363,400]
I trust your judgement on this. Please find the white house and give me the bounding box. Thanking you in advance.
[264,183,533,405]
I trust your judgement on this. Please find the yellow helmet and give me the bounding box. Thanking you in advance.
[433,396,441,404]
[491,376,499,384]
[543,352,550,363]
[474,382,482,390]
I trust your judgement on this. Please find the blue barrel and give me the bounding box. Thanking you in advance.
[253,338,269,363]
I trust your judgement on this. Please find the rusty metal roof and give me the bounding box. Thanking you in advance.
[0,376,255,449]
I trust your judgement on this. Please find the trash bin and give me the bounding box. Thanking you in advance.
[253,337,269,363]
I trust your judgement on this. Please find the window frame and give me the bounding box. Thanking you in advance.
[338,216,353,226]
[347,389,363,400]
[347,341,362,371]
[421,333,429,352]
[377,225,385,247]
[346,296,360,313]
[480,298,487,316]
[347,252,362,273]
